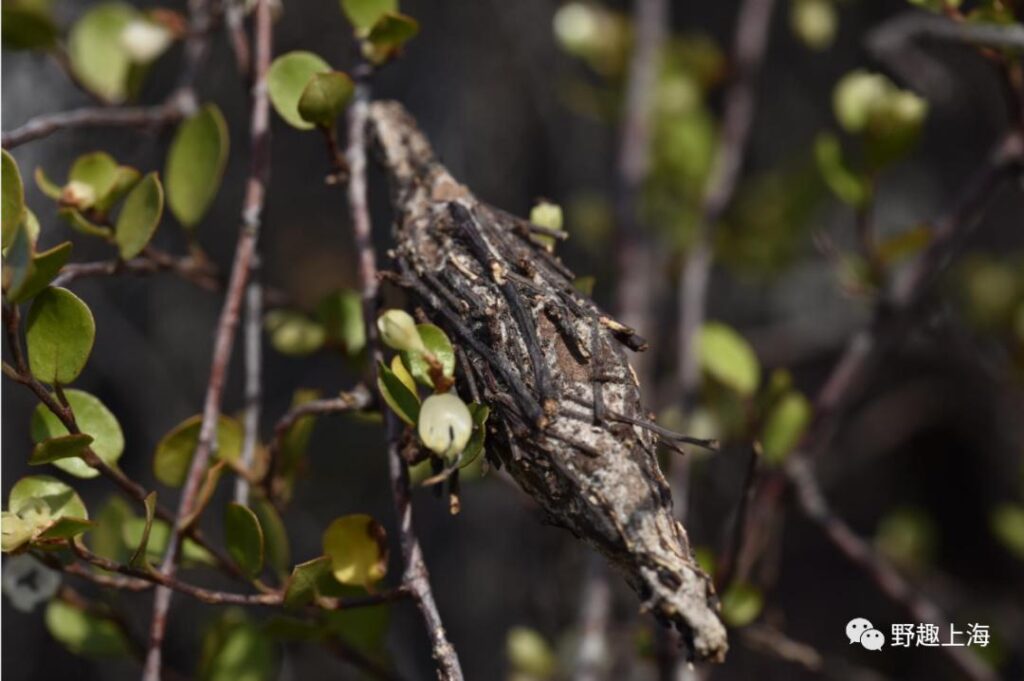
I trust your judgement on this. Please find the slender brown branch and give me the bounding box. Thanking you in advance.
[51,246,220,291]
[785,458,997,681]
[143,1,273,678]
[2,98,189,149]
[346,70,464,679]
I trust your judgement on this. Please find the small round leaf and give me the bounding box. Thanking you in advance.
[165,104,229,229]
[697,322,760,397]
[340,0,396,31]
[25,287,96,385]
[31,389,125,478]
[9,475,88,522]
[152,414,243,487]
[224,503,265,579]
[298,71,354,128]
[268,51,332,130]
[114,172,163,258]
[45,599,130,658]
[67,3,138,102]
[322,514,388,589]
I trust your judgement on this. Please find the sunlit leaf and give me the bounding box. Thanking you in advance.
[37,516,95,540]
[114,172,162,258]
[697,322,760,397]
[297,71,354,128]
[45,598,130,658]
[322,514,388,589]
[153,414,243,487]
[340,0,396,31]
[165,104,229,229]
[31,389,124,478]
[267,51,332,130]
[28,433,94,466]
[68,152,119,208]
[67,3,138,102]
[25,288,95,384]
[400,323,455,389]
[2,149,25,249]
[377,359,419,426]
[225,503,264,579]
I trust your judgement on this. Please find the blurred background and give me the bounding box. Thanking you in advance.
[3,0,1024,679]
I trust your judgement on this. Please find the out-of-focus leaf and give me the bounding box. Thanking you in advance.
[252,499,290,579]
[815,133,866,206]
[721,582,763,627]
[225,503,264,579]
[122,517,214,566]
[165,104,229,229]
[45,598,130,658]
[322,514,388,589]
[275,388,321,503]
[59,208,113,239]
[297,71,354,127]
[875,506,936,571]
[316,289,365,356]
[760,391,811,465]
[2,149,25,248]
[991,503,1024,560]
[31,389,124,479]
[67,3,138,102]
[89,496,133,562]
[506,626,557,678]
[128,491,157,567]
[6,239,73,304]
[114,172,162,258]
[789,0,836,51]
[363,12,419,64]
[697,322,760,397]
[2,4,59,50]
[267,51,331,130]
[265,309,326,356]
[340,0,396,31]
[199,609,275,681]
[25,288,95,384]
[153,414,243,487]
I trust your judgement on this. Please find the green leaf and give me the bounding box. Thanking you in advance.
[28,433,94,466]
[37,516,95,540]
[697,321,760,397]
[165,104,229,229]
[9,474,89,523]
[461,402,490,467]
[152,414,243,487]
[114,172,162,259]
[25,287,96,385]
[720,582,763,627]
[67,3,138,102]
[128,491,157,567]
[252,499,290,580]
[59,208,114,239]
[181,460,227,528]
[267,51,332,130]
[377,359,420,426]
[760,391,811,465]
[298,71,354,128]
[68,152,120,208]
[122,517,214,567]
[316,289,365,356]
[264,309,327,356]
[6,239,73,305]
[274,388,321,504]
[94,165,141,214]
[282,556,332,609]
[89,496,133,562]
[875,506,936,571]
[199,609,275,681]
[363,12,420,64]
[322,514,388,589]
[400,323,455,389]
[2,5,59,50]
[814,133,866,206]
[45,598,130,658]
[225,503,265,579]
[323,602,391,656]
[991,503,1024,560]
[340,0,397,31]
[506,627,557,678]
[34,166,63,200]
[31,389,125,478]
[2,149,25,249]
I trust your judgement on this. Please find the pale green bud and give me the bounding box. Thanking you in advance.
[377,310,426,353]
[417,392,473,460]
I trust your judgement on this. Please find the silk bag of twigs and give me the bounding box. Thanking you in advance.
[369,101,728,663]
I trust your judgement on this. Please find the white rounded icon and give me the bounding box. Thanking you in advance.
[846,617,874,644]
[860,628,886,650]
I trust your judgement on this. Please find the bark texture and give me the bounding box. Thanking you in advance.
[368,101,728,663]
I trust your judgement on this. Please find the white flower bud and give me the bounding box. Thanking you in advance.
[120,19,173,64]
[377,310,426,353]
[60,180,96,209]
[418,393,473,460]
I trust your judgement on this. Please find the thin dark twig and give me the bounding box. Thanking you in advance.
[143,1,273,677]
[346,66,464,679]
[2,98,189,149]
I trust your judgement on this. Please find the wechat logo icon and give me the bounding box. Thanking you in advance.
[846,617,885,650]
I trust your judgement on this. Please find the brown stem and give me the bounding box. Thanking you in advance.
[142,1,273,678]
[2,99,189,149]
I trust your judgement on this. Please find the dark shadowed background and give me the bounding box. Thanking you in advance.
[3,0,1024,680]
